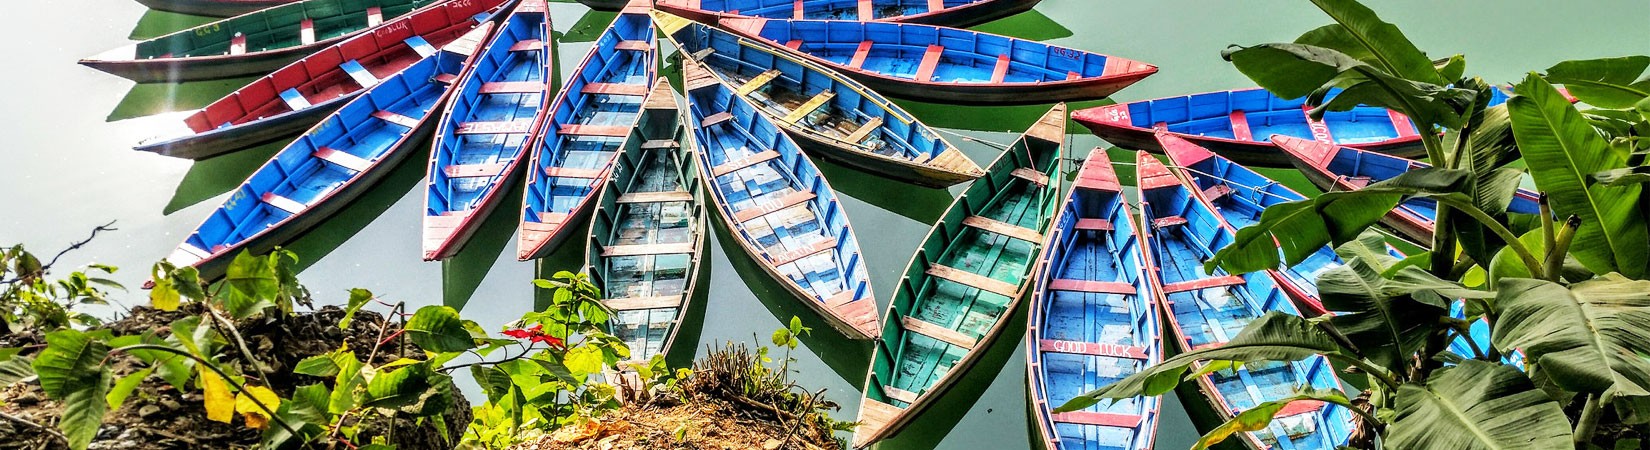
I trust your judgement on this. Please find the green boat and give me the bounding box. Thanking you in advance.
[855,103,1067,448]
[82,0,440,83]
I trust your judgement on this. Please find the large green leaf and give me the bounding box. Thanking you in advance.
[363,362,437,409]
[223,251,279,318]
[31,329,113,450]
[1542,56,1650,109]
[1301,0,1444,84]
[1055,312,1346,412]
[1194,388,1353,450]
[405,306,477,353]
[1491,277,1650,415]
[1317,232,1487,370]
[1509,73,1649,279]
[0,355,32,387]
[1386,360,1572,449]
[1225,44,1468,129]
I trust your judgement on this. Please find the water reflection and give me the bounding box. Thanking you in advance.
[442,176,527,310]
[162,139,284,214]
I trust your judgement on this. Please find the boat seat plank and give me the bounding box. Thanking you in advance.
[1202,184,1233,202]
[962,215,1043,243]
[558,124,630,137]
[299,19,315,45]
[781,90,835,124]
[1010,167,1048,187]
[229,34,247,55]
[1048,279,1133,295]
[1051,411,1142,428]
[582,82,649,96]
[926,263,1020,298]
[1152,216,1187,228]
[710,150,780,177]
[1388,109,1419,137]
[261,192,307,214]
[901,316,976,350]
[405,36,436,58]
[1162,275,1247,294]
[844,117,883,143]
[543,166,605,179]
[1073,218,1114,231]
[601,242,696,257]
[640,139,679,150]
[767,237,835,267]
[341,60,379,88]
[312,147,371,172]
[457,120,533,135]
[737,70,783,96]
[372,110,419,128]
[480,81,545,94]
[793,0,804,19]
[508,39,543,52]
[1229,110,1253,141]
[434,73,459,85]
[366,6,383,26]
[927,0,944,11]
[786,39,803,50]
[536,211,568,226]
[1275,400,1324,418]
[1302,104,1335,143]
[1038,339,1148,360]
[616,191,692,204]
[1066,71,1081,80]
[613,40,652,52]
[857,0,874,20]
[914,45,944,82]
[848,41,873,69]
[279,88,312,110]
[177,243,213,260]
[881,385,920,404]
[1337,175,1372,188]
[732,191,815,223]
[444,163,506,178]
[604,295,680,311]
[989,53,1011,83]
[701,112,734,127]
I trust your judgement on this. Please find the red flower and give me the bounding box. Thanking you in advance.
[502,324,564,349]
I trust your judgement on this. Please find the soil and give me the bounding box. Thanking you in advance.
[511,394,842,450]
[0,304,470,450]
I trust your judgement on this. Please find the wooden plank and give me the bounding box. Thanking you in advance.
[767,237,835,267]
[1303,104,1335,144]
[1010,167,1048,187]
[962,215,1043,243]
[901,316,976,350]
[457,121,533,135]
[1161,275,1247,294]
[617,191,693,204]
[1388,109,1419,137]
[480,81,545,94]
[434,73,459,85]
[601,242,696,257]
[857,0,873,20]
[613,40,652,52]
[732,190,815,223]
[341,60,378,88]
[1038,339,1149,360]
[1339,175,1372,188]
[710,150,780,177]
[1051,411,1142,428]
[989,53,1011,83]
[312,147,371,172]
[786,39,803,50]
[781,90,835,124]
[443,163,506,178]
[843,117,883,143]
[1073,218,1113,231]
[559,124,630,137]
[793,0,804,19]
[543,166,605,179]
[914,45,944,82]
[604,295,680,311]
[848,41,873,69]
[926,263,1020,298]
[299,18,315,45]
[372,110,420,128]
[1229,110,1253,141]
[1047,279,1133,295]
[366,6,382,26]
[1275,400,1324,418]
[1152,216,1187,228]
[582,82,649,96]
[1202,184,1233,202]
[737,69,783,96]
[701,111,734,127]
[927,0,944,11]
[641,139,679,150]
[881,385,920,404]
[260,192,306,214]
[509,39,543,52]
[279,88,312,110]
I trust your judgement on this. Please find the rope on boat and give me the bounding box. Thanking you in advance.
[934,128,1011,150]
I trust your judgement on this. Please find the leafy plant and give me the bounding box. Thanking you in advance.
[0,223,122,333]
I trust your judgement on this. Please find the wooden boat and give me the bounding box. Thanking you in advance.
[855,104,1066,448]
[423,0,551,261]
[1156,131,1336,316]
[134,0,508,160]
[655,0,1041,28]
[584,79,706,361]
[517,0,657,260]
[1026,148,1161,450]
[655,12,980,188]
[1271,135,1542,244]
[161,24,489,282]
[719,18,1155,105]
[681,57,878,340]
[573,0,626,10]
[82,0,439,83]
[134,0,298,17]
[1074,87,1514,167]
[1135,150,1353,450]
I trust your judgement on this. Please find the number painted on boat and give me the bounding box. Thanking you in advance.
[1106,106,1129,123]
[1049,47,1082,61]
[194,23,221,37]
[225,190,245,210]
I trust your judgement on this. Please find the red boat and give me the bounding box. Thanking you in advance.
[655,0,1041,28]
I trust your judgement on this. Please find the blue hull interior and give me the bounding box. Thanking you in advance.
[1140,167,1352,449]
[184,49,462,257]
[1031,176,1160,450]
[1126,88,1511,146]
[521,10,656,239]
[669,21,948,166]
[1322,144,1542,224]
[693,0,983,20]
[429,6,549,220]
[748,19,1117,84]
[1175,153,1342,301]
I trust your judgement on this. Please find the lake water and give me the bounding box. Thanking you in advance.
[2,1,1645,448]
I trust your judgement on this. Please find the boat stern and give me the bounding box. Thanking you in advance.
[1270,135,1338,170]
[1154,129,1217,168]
[852,398,905,448]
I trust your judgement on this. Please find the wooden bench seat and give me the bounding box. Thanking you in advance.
[990,53,1011,83]
[1051,411,1142,428]
[581,82,649,96]
[1161,275,1247,294]
[372,110,420,128]
[1011,167,1048,187]
[603,295,680,311]
[767,238,835,267]
[279,88,312,110]
[962,215,1043,243]
[848,40,873,69]
[700,111,734,127]
[299,18,315,45]
[261,192,307,214]
[1228,110,1253,141]
[312,147,371,172]
[732,190,815,223]
[508,39,543,52]
[443,163,506,178]
[1388,109,1419,137]
[1047,279,1133,295]
[229,33,247,55]
[341,60,378,88]
[613,40,652,52]
[558,124,629,137]
[1202,184,1233,202]
[914,45,944,82]
[366,6,382,26]
[543,166,605,179]
[926,263,1020,298]
[843,117,883,143]
[480,81,544,94]
[737,69,783,95]
[1073,218,1113,231]
[782,90,835,124]
[601,242,696,257]
[640,139,679,150]
[616,191,692,204]
[710,150,780,177]
[1152,216,1187,228]
[456,120,533,135]
[902,316,976,350]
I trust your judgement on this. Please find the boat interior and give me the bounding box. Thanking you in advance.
[750,19,1115,84]
[135,0,430,59]
[1178,154,1339,299]
[1125,88,1431,145]
[692,0,984,20]
[428,11,548,217]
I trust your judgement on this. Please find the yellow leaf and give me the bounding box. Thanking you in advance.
[235,385,282,430]
[199,367,234,423]
[149,279,179,311]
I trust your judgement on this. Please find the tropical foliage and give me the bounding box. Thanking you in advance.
[1057,0,1650,448]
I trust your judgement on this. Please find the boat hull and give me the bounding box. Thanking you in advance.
[793,135,976,188]
[81,45,323,83]
[1286,153,1436,244]
[1077,120,1426,167]
[136,97,349,159]
[424,168,526,260]
[657,0,1040,28]
[134,0,298,17]
[851,69,1149,106]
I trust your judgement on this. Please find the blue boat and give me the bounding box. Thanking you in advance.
[718,17,1156,105]
[1272,135,1542,244]
[517,1,657,260]
[161,24,491,281]
[1136,151,1354,449]
[655,0,1041,28]
[1156,131,1339,315]
[424,0,552,261]
[585,79,708,362]
[654,12,979,188]
[1076,88,1513,167]
[1026,148,1161,450]
[680,58,878,341]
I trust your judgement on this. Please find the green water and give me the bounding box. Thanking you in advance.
[2,1,1646,448]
